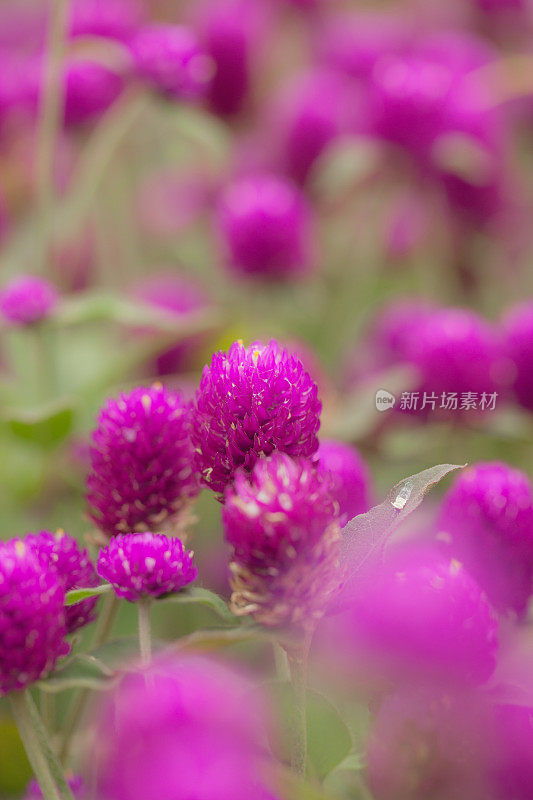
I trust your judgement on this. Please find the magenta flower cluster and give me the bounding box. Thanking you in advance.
[94,654,275,800]
[192,340,321,493]
[87,384,199,539]
[97,532,197,602]
[223,452,342,629]
[0,540,69,695]
[25,529,99,633]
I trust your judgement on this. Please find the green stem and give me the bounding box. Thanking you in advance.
[59,593,120,762]
[26,693,75,800]
[137,598,152,666]
[9,691,62,800]
[284,638,311,777]
[37,0,70,272]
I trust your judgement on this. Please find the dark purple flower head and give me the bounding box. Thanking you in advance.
[217,173,316,278]
[437,462,533,616]
[223,453,342,630]
[25,530,99,634]
[62,59,125,127]
[87,384,199,539]
[130,24,214,101]
[97,533,197,602]
[0,539,69,695]
[192,340,321,493]
[0,275,58,326]
[502,301,533,413]
[317,439,373,522]
[94,653,275,800]
[24,775,85,800]
[337,548,499,687]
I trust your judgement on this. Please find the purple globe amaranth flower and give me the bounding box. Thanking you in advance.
[93,653,276,800]
[437,462,533,616]
[87,384,199,540]
[0,275,58,326]
[24,775,85,800]
[335,548,498,687]
[97,532,197,602]
[367,686,495,800]
[317,439,373,522]
[491,703,533,800]
[130,24,214,101]
[195,0,267,117]
[216,173,317,279]
[0,539,69,695]
[192,340,321,493]
[62,59,125,127]
[223,453,342,631]
[502,301,533,412]
[25,530,99,634]
[131,272,209,374]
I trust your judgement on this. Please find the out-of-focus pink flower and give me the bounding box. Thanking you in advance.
[367,686,495,800]
[317,439,373,522]
[437,461,533,616]
[132,272,209,375]
[69,0,145,42]
[491,703,533,800]
[217,173,317,278]
[62,59,125,126]
[0,275,58,326]
[328,548,499,687]
[502,301,533,412]
[93,654,275,800]
[130,24,214,101]
[195,0,268,117]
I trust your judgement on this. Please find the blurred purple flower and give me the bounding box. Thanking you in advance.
[25,529,99,634]
[97,532,197,602]
[0,539,69,695]
[223,452,342,630]
[93,654,275,800]
[62,59,125,126]
[502,301,533,412]
[437,462,533,616]
[69,0,145,42]
[217,173,316,278]
[130,24,214,101]
[192,339,321,493]
[87,384,199,539]
[317,439,373,522]
[0,275,58,326]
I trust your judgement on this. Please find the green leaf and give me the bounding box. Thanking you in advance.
[159,587,235,624]
[37,637,141,693]
[65,584,112,606]
[4,399,76,448]
[270,684,353,780]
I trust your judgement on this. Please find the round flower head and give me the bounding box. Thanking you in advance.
[25,530,99,634]
[192,340,321,493]
[0,539,69,695]
[337,548,498,687]
[217,173,316,278]
[87,384,199,539]
[367,687,494,800]
[130,24,214,101]
[437,462,533,616]
[94,654,275,800]
[62,59,125,127]
[502,301,533,413]
[24,775,85,800]
[97,533,197,602]
[0,275,58,326]
[317,439,373,522]
[223,453,342,630]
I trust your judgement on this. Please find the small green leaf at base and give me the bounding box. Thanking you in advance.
[65,584,112,606]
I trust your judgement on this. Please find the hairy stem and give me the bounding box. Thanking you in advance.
[284,638,311,777]
[10,691,62,800]
[26,693,75,800]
